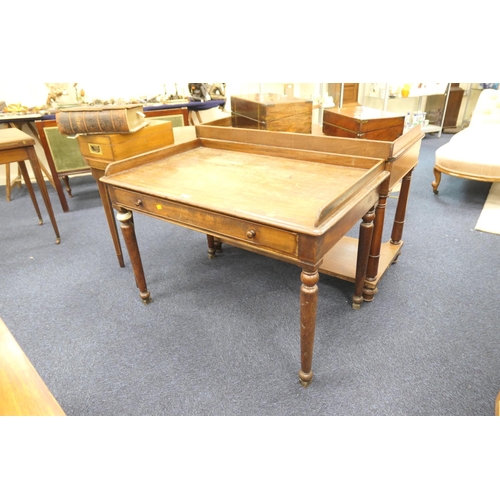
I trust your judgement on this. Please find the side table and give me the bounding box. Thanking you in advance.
[0,128,60,243]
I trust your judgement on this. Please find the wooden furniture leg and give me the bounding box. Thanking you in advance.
[5,162,22,202]
[206,235,216,259]
[25,122,57,189]
[432,167,442,194]
[214,238,223,253]
[33,121,70,212]
[40,150,70,213]
[391,168,414,245]
[5,162,11,201]
[27,148,61,244]
[92,169,125,268]
[352,206,375,309]
[188,110,203,125]
[117,208,151,303]
[206,236,223,257]
[363,170,413,302]
[299,269,319,387]
[363,180,390,302]
[62,175,72,197]
[18,160,43,224]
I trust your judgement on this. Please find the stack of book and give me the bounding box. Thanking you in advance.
[56,104,175,168]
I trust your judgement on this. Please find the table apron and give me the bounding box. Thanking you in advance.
[0,147,30,163]
[109,187,299,259]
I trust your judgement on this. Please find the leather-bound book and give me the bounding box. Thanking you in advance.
[56,104,146,135]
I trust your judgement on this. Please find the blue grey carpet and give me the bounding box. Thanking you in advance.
[1,132,499,415]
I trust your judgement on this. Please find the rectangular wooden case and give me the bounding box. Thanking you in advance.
[77,120,174,168]
[323,106,405,141]
[231,93,313,133]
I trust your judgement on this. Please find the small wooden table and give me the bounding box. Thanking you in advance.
[102,129,389,385]
[0,128,60,244]
[0,115,57,194]
[0,318,65,416]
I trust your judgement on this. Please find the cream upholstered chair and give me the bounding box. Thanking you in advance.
[432,89,500,194]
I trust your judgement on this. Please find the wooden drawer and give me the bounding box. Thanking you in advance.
[110,187,298,257]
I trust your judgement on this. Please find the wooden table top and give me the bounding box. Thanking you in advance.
[103,139,386,234]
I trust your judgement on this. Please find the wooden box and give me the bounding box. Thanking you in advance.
[77,120,174,169]
[231,93,313,133]
[323,106,405,141]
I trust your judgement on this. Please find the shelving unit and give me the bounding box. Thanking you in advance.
[461,84,484,128]
[361,83,451,137]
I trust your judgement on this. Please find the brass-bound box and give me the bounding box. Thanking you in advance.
[231,93,313,133]
[323,106,405,141]
[77,120,174,169]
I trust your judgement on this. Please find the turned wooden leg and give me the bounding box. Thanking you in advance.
[299,269,319,387]
[391,168,413,246]
[352,206,375,309]
[93,169,125,268]
[117,208,151,303]
[18,161,43,224]
[27,148,61,244]
[214,238,223,253]
[364,180,390,302]
[206,235,216,259]
[432,167,442,194]
[62,175,73,197]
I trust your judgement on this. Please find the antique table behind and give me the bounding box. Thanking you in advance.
[101,127,389,385]
[198,120,424,304]
[0,128,60,244]
[0,114,57,197]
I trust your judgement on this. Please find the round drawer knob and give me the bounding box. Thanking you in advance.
[135,199,143,207]
[246,229,256,239]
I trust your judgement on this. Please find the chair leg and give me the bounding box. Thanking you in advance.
[4,163,22,202]
[62,175,73,197]
[5,163,11,201]
[432,167,442,194]
[18,161,43,224]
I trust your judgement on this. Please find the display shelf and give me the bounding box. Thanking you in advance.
[461,84,484,127]
[422,124,442,134]
[361,83,451,137]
